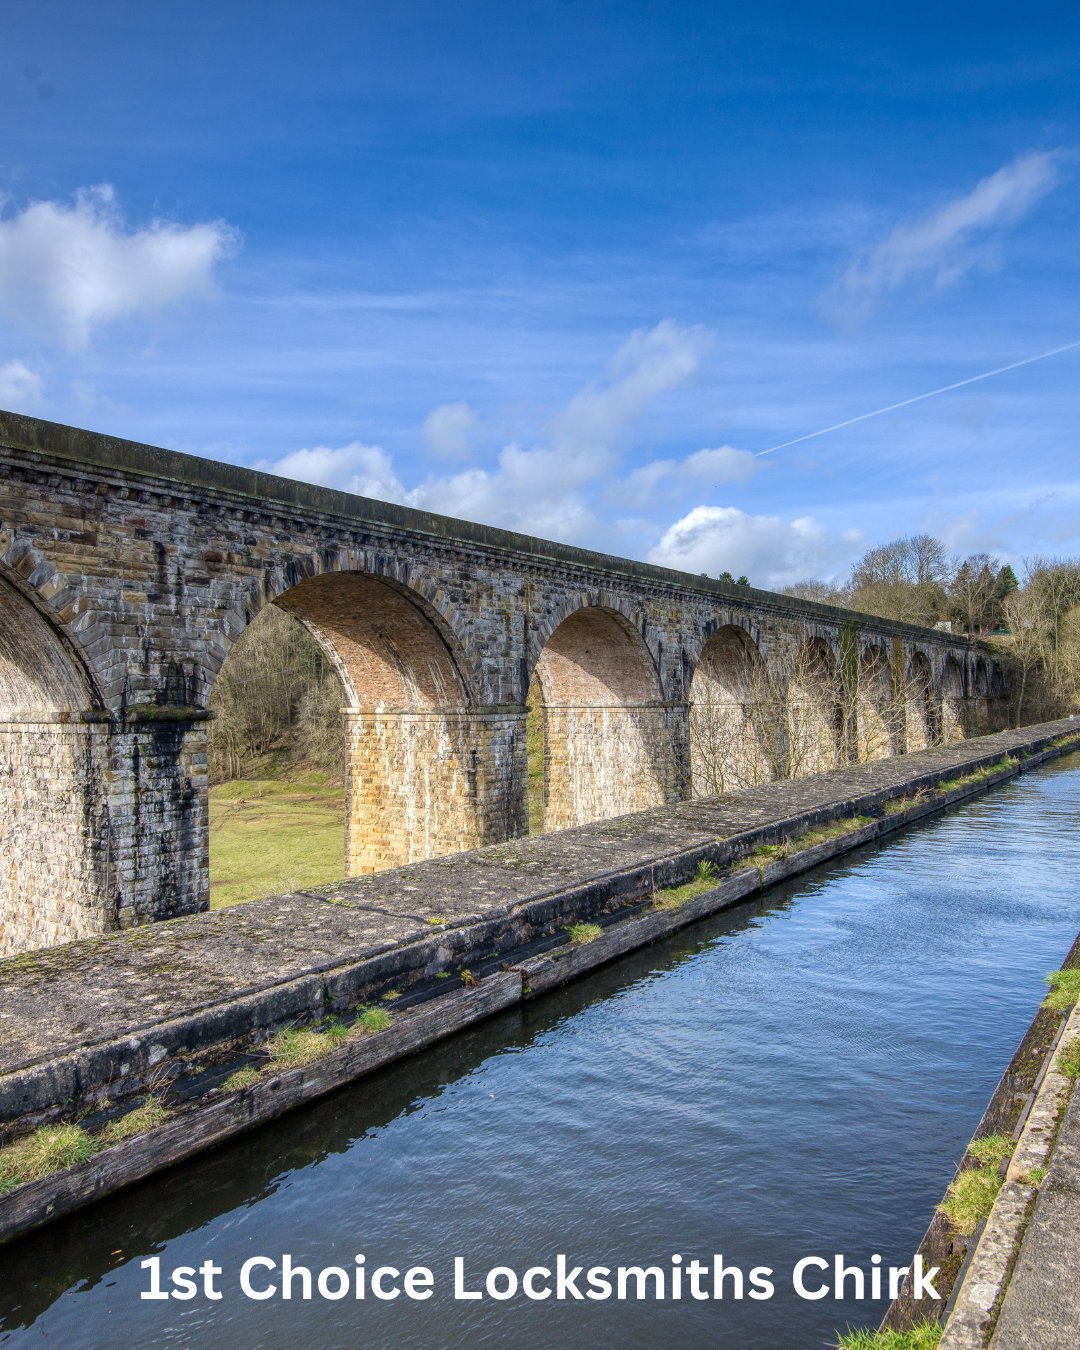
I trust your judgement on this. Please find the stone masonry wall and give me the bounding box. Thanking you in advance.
[0,721,109,955]
[0,716,209,958]
[542,704,687,831]
[345,708,527,872]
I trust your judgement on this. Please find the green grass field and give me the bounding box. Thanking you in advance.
[209,775,346,908]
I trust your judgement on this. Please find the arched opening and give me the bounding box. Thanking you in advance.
[0,572,107,954]
[208,570,522,886]
[973,656,992,734]
[857,645,894,762]
[905,652,934,751]
[688,624,771,793]
[788,637,844,775]
[529,605,673,831]
[205,603,348,907]
[941,656,966,742]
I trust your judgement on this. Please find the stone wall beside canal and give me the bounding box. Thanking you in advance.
[0,716,1078,1247]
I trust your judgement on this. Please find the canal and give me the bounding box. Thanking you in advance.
[2,751,1079,1349]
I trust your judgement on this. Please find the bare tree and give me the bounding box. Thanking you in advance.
[949,553,1001,634]
[207,605,346,781]
[690,638,847,793]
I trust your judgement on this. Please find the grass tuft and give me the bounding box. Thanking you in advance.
[1056,1039,1080,1079]
[568,921,603,944]
[940,1165,1001,1234]
[967,1133,1015,1167]
[731,817,871,876]
[223,1065,261,1091]
[1044,968,1080,1011]
[98,1097,170,1144]
[654,860,722,909]
[834,1323,942,1349]
[1024,1166,1047,1186]
[356,1005,392,1033]
[0,1124,96,1195]
[267,1020,352,1069]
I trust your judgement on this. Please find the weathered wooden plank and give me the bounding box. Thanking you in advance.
[0,973,521,1245]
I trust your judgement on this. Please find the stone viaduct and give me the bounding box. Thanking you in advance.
[0,411,1006,955]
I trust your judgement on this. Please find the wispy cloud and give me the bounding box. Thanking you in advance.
[837,151,1064,312]
[0,360,43,409]
[608,445,759,509]
[422,401,478,458]
[0,185,240,349]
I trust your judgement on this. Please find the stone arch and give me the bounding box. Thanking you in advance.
[273,572,473,712]
[210,570,520,877]
[688,623,771,793]
[857,644,894,762]
[788,635,844,775]
[941,655,966,743]
[0,570,99,715]
[0,572,110,954]
[905,651,935,751]
[974,657,990,699]
[530,604,676,831]
[214,551,481,704]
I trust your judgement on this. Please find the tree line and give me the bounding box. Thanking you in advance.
[783,534,1019,632]
[784,536,1080,724]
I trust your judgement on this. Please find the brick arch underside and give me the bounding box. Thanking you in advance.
[265,572,518,874]
[532,605,680,832]
[0,571,96,716]
[0,573,108,956]
[272,572,471,711]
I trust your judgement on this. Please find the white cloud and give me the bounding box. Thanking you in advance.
[647,504,857,588]
[267,442,408,504]
[422,401,478,458]
[0,360,43,408]
[552,319,712,470]
[0,184,239,349]
[609,444,760,509]
[840,151,1063,307]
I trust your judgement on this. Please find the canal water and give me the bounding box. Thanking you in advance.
[2,752,1080,1350]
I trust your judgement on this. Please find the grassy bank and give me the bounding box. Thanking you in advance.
[209,774,346,908]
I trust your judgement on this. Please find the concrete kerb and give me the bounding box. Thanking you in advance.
[0,722,1078,1245]
[937,1003,1080,1350]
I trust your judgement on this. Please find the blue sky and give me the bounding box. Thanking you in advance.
[1,1,1078,587]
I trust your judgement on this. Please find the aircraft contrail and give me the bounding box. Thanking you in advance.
[755,338,1080,457]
